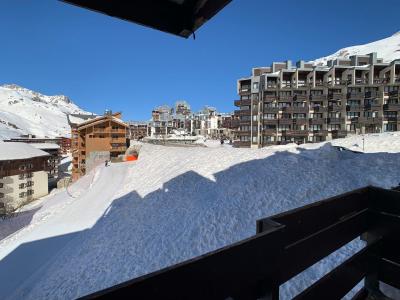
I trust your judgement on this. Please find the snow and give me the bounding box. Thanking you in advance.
[29,143,60,150]
[0,132,399,299]
[310,31,400,66]
[0,142,49,161]
[0,84,91,140]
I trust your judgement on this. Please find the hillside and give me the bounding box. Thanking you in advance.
[311,31,400,66]
[0,132,399,299]
[0,84,92,139]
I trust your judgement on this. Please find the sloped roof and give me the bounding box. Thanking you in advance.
[30,143,60,150]
[60,0,231,38]
[77,116,128,130]
[0,142,50,161]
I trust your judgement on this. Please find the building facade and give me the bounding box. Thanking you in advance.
[234,53,400,148]
[70,112,128,180]
[128,121,149,140]
[0,143,49,214]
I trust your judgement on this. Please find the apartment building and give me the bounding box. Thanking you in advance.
[7,135,71,154]
[0,142,49,214]
[128,121,149,140]
[234,53,400,147]
[70,112,128,180]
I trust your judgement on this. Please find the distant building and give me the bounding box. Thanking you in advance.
[7,135,71,154]
[0,142,49,214]
[70,112,129,180]
[30,143,61,179]
[234,53,400,148]
[128,121,148,140]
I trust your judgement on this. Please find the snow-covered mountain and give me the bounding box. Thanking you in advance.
[0,84,93,139]
[311,31,400,66]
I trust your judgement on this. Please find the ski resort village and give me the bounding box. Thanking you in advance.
[1,1,400,300]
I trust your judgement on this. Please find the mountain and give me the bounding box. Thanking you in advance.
[0,84,93,140]
[311,31,400,66]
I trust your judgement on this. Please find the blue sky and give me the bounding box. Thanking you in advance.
[0,0,399,120]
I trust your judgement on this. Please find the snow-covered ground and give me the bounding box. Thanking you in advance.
[0,132,399,299]
[0,84,91,139]
[311,31,400,66]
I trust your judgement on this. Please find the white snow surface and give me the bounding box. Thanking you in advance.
[0,84,90,139]
[0,132,400,299]
[311,31,400,66]
[0,142,49,161]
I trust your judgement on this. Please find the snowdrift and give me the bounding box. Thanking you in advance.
[0,133,399,299]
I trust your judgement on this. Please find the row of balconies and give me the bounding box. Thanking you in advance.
[262,78,397,90]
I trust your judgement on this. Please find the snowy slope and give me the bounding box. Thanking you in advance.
[0,84,91,139]
[0,132,399,299]
[311,31,400,66]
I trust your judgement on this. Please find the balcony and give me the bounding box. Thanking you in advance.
[365,91,382,99]
[328,93,344,100]
[278,95,293,101]
[327,117,345,124]
[383,116,399,122]
[347,92,364,100]
[88,187,400,300]
[359,117,383,124]
[283,130,309,136]
[309,94,327,101]
[312,130,328,136]
[331,130,347,138]
[263,129,277,135]
[293,94,307,101]
[264,95,277,102]
[292,118,308,125]
[234,99,251,106]
[354,78,368,85]
[266,82,278,89]
[315,80,324,86]
[234,109,251,116]
[291,106,309,113]
[309,118,325,125]
[263,119,278,125]
[110,146,126,152]
[383,104,400,111]
[263,107,280,113]
[346,105,364,112]
[328,104,342,111]
[310,106,327,112]
[278,118,293,125]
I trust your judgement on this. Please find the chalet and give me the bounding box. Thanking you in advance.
[0,142,50,214]
[70,112,128,180]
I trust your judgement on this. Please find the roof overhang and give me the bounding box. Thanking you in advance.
[60,0,231,38]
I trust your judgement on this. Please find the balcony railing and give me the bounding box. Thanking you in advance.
[82,187,400,300]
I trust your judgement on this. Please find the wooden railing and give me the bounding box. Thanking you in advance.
[81,187,400,300]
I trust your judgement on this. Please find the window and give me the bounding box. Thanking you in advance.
[19,183,25,189]
[0,193,4,198]
[27,190,34,196]
[19,174,24,180]
[293,113,306,119]
[384,123,397,132]
[278,125,291,131]
[26,163,33,169]
[19,192,26,198]
[19,165,26,171]
[239,136,250,142]
[310,125,322,131]
[26,173,33,178]
[0,183,3,188]
[27,181,34,187]
[253,82,259,90]
[346,112,360,118]
[329,124,341,130]
[263,114,276,119]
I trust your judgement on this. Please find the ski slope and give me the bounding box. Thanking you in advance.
[0,84,91,139]
[0,132,400,299]
[311,31,400,66]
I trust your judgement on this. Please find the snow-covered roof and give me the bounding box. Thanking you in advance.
[30,143,60,150]
[0,142,50,161]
